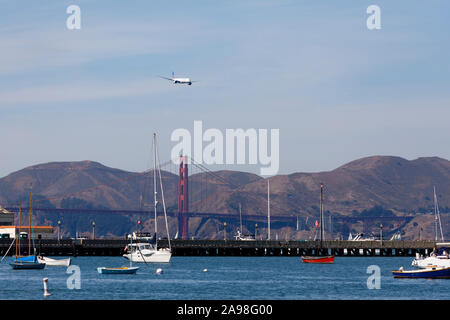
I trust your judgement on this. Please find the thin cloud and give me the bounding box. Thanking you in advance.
[0,79,170,105]
[0,21,207,76]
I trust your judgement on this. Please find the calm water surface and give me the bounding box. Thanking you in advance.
[1,256,449,300]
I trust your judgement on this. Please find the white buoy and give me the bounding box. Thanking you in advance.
[156,268,163,275]
[203,268,208,272]
[43,278,51,297]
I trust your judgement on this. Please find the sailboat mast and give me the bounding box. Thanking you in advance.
[28,189,32,255]
[153,133,158,238]
[320,183,324,242]
[130,225,133,268]
[16,203,21,258]
[239,203,243,233]
[30,186,36,256]
[267,180,270,240]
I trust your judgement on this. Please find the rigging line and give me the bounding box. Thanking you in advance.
[1,238,15,262]
[191,157,285,215]
[434,186,444,242]
[155,136,171,250]
[189,158,285,216]
[190,163,286,216]
[189,159,233,188]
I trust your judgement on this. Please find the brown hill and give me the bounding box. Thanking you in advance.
[0,161,179,210]
[200,156,450,217]
[0,156,448,239]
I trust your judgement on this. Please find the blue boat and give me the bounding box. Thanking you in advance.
[15,255,37,263]
[10,261,46,270]
[10,190,46,270]
[392,266,450,279]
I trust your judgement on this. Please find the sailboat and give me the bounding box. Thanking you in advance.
[10,192,46,270]
[302,183,335,264]
[411,187,448,269]
[123,133,172,263]
[234,203,255,241]
[98,228,139,274]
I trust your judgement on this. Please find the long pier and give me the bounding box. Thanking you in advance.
[0,239,437,257]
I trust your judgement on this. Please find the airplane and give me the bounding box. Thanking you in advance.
[159,72,197,85]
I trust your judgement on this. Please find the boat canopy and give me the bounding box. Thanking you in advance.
[437,247,450,256]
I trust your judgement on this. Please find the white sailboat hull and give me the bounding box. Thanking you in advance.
[123,248,171,263]
[37,256,71,267]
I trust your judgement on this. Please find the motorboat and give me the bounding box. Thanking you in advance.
[234,230,255,241]
[123,242,171,263]
[348,232,377,241]
[412,244,450,269]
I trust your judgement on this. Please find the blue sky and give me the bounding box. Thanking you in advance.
[0,1,449,178]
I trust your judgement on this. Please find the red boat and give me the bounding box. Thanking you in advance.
[301,184,335,264]
[301,256,335,264]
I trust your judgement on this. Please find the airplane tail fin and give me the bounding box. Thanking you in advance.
[172,72,174,80]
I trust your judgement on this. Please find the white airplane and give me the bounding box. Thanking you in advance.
[159,72,197,85]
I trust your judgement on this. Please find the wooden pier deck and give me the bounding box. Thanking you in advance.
[0,239,437,257]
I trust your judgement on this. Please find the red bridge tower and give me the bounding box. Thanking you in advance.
[178,156,189,239]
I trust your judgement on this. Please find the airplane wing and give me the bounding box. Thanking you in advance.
[158,76,173,81]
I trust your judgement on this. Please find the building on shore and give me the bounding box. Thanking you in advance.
[0,206,54,239]
[0,206,14,226]
[0,226,54,239]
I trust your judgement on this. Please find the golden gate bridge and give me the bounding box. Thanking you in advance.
[3,155,415,239]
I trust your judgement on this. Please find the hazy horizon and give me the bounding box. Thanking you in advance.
[1,154,449,180]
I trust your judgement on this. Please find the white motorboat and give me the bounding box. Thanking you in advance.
[412,244,450,269]
[234,230,255,241]
[37,256,71,267]
[123,242,171,263]
[348,232,377,241]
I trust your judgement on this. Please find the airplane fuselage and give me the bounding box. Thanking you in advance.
[172,78,192,85]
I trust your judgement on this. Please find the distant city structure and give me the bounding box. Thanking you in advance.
[0,226,54,240]
[0,206,14,226]
[0,205,54,239]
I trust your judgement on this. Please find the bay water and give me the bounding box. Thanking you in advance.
[1,256,449,300]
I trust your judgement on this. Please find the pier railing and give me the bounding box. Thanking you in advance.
[0,239,437,257]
